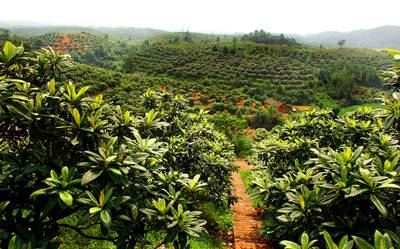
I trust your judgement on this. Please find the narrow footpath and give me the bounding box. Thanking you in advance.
[232,159,273,249]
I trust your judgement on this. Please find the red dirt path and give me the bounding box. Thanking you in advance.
[232,159,273,249]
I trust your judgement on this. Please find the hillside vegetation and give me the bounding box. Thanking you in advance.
[1,24,167,40]
[123,33,392,108]
[28,32,129,69]
[2,28,393,112]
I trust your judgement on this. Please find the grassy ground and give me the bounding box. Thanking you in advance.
[239,169,263,208]
[239,169,252,190]
[58,201,232,249]
[339,103,387,116]
[189,233,229,249]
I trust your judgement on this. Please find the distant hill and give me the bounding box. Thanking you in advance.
[242,30,298,45]
[0,22,167,40]
[94,27,167,40]
[294,25,400,49]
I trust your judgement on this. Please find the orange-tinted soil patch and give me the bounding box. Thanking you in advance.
[293,105,312,111]
[232,159,274,249]
[55,35,82,53]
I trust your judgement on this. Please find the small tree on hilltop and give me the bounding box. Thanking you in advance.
[338,39,346,48]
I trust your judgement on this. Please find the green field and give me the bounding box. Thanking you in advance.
[339,102,388,115]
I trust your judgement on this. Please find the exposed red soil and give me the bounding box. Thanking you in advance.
[236,99,245,107]
[232,159,274,249]
[55,35,82,53]
[292,105,312,111]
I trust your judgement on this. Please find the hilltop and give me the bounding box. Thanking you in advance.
[0,22,167,40]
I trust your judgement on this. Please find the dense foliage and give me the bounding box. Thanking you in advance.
[2,28,392,116]
[123,36,391,107]
[28,32,129,70]
[241,30,298,45]
[0,28,26,47]
[0,42,236,248]
[248,54,400,247]
[5,25,166,40]
[208,111,253,157]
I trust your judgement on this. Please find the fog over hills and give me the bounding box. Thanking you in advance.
[1,20,399,49]
[292,25,400,49]
[0,20,167,40]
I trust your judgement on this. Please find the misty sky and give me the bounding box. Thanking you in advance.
[2,0,400,34]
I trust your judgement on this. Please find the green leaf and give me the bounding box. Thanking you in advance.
[299,195,305,209]
[50,170,58,180]
[99,191,105,207]
[3,41,17,62]
[89,207,102,214]
[301,232,309,247]
[8,235,19,249]
[190,174,201,189]
[59,191,73,206]
[100,209,112,229]
[353,236,375,249]
[71,108,81,128]
[338,236,351,249]
[345,187,368,198]
[377,180,400,189]
[374,230,383,249]
[48,79,56,96]
[108,167,121,176]
[322,231,334,249]
[106,137,118,148]
[30,188,49,198]
[81,170,103,185]
[104,188,113,204]
[76,86,90,99]
[86,191,99,206]
[384,230,400,245]
[280,240,301,249]
[371,195,388,217]
[124,111,130,124]
[61,166,69,182]
[0,201,10,213]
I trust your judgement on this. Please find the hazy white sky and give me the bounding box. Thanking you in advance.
[2,0,400,34]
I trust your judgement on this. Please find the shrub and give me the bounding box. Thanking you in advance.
[0,42,236,248]
[250,106,400,245]
[209,111,253,157]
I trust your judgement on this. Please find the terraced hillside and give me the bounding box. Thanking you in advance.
[123,34,392,107]
[16,30,395,112]
[29,32,129,69]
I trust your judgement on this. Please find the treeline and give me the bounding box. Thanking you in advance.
[241,29,298,45]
